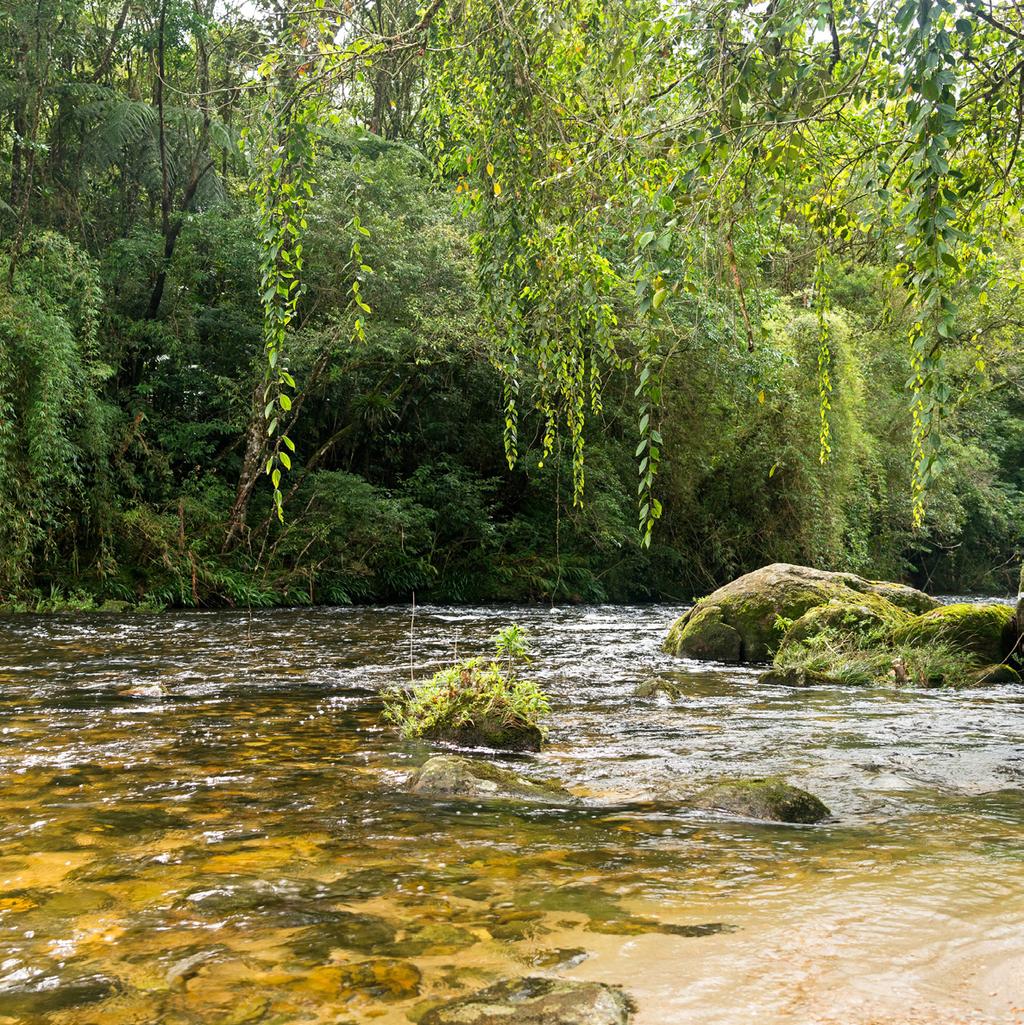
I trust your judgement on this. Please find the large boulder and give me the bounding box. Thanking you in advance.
[892,603,1016,665]
[1017,566,1024,643]
[664,563,937,664]
[693,777,831,824]
[420,977,631,1025]
[408,755,573,804]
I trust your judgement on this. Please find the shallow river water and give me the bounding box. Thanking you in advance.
[0,604,1022,1025]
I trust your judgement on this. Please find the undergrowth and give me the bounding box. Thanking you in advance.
[774,626,985,688]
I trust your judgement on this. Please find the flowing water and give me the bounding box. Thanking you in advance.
[0,604,1022,1025]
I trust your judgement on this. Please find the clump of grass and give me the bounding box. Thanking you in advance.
[774,626,984,688]
[383,625,550,741]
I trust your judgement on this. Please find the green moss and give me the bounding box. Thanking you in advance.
[663,564,938,665]
[782,594,910,647]
[968,664,1021,685]
[773,626,989,688]
[893,603,1016,665]
[662,610,693,655]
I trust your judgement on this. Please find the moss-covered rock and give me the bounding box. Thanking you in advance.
[892,603,1016,665]
[968,663,1021,685]
[782,593,911,647]
[1017,565,1024,642]
[693,777,831,824]
[634,677,682,699]
[420,977,631,1025]
[408,755,573,804]
[664,563,937,664]
[422,719,542,752]
[758,666,846,688]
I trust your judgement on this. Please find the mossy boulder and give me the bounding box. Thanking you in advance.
[420,977,631,1025]
[1017,565,1024,640]
[892,603,1016,665]
[408,755,573,804]
[781,593,911,647]
[664,563,937,664]
[693,777,831,824]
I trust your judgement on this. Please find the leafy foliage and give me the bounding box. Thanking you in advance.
[0,0,1021,608]
[382,626,549,740]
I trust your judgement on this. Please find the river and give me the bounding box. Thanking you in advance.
[0,604,1022,1024]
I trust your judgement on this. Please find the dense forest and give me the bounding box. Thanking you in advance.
[1,0,1022,610]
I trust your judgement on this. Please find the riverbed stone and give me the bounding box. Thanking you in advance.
[0,973,122,1014]
[634,677,682,699]
[892,602,1016,665]
[693,777,831,824]
[408,755,573,803]
[420,976,631,1025]
[388,923,479,957]
[664,563,937,664]
[335,958,421,1001]
[288,909,397,958]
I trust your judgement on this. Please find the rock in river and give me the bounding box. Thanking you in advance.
[420,976,631,1025]
[892,602,1017,666]
[423,719,543,752]
[694,777,831,824]
[408,755,573,804]
[664,562,938,664]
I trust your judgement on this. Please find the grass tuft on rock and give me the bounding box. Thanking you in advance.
[773,624,988,688]
[383,625,550,750]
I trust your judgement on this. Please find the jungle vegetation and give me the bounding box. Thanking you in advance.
[0,0,1022,609]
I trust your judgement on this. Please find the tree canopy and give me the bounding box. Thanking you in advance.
[0,0,1021,607]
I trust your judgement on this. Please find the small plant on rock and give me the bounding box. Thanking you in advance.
[383,625,550,751]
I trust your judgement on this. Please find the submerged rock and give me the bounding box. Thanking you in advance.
[634,677,682,700]
[893,602,1017,665]
[664,563,937,664]
[388,922,479,957]
[408,755,573,803]
[420,976,631,1025]
[693,777,831,824]
[335,958,421,1001]
[0,973,121,1014]
[288,909,397,959]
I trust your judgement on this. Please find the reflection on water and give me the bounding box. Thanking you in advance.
[0,604,1022,1024]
